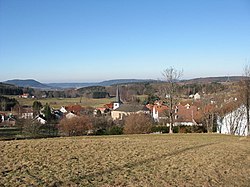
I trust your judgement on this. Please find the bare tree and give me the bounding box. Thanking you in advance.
[201,106,216,133]
[162,67,183,133]
[59,115,93,136]
[242,64,250,136]
[124,113,153,134]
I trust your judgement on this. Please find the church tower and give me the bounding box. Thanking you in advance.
[113,86,122,110]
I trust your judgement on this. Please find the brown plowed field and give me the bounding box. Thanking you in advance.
[1,134,249,186]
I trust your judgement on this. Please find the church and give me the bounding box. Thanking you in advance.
[111,87,150,120]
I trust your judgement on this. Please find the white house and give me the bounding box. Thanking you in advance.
[194,93,201,100]
[60,106,67,113]
[21,108,34,119]
[20,93,30,98]
[65,112,77,119]
[217,105,249,136]
[34,115,46,124]
[151,104,168,122]
[0,113,5,123]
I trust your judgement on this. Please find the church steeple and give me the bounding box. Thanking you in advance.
[113,86,122,110]
[115,86,121,103]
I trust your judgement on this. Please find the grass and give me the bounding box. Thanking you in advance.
[0,134,249,186]
[11,96,115,108]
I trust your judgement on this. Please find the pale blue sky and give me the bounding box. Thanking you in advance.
[0,0,250,83]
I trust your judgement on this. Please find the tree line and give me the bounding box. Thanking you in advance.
[0,96,18,111]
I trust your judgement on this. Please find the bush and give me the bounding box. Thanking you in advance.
[59,115,93,136]
[124,113,153,134]
[95,128,106,135]
[178,125,206,133]
[151,126,169,133]
[107,126,123,135]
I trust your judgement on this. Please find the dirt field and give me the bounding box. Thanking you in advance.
[0,134,249,187]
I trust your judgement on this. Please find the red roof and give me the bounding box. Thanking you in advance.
[104,103,113,109]
[65,105,84,114]
[146,104,168,112]
[96,107,106,111]
[156,105,169,113]
[175,104,201,123]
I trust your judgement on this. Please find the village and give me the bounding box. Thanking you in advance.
[0,82,248,138]
[1,1,250,185]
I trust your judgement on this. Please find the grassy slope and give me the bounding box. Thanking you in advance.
[12,96,115,108]
[0,134,249,187]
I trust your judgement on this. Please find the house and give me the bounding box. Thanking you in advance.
[20,93,30,98]
[94,101,113,116]
[111,104,150,120]
[34,115,46,124]
[65,105,85,115]
[194,93,201,100]
[53,110,63,120]
[60,105,86,119]
[147,100,202,126]
[104,103,113,110]
[147,102,169,122]
[0,112,5,123]
[21,107,34,119]
[41,95,47,98]
[174,104,201,126]
[94,107,108,115]
[60,106,67,113]
[6,117,16,126]
[217,105,249,136]
[65,112,77,119]
[0,113,16,127]
[189,94,194,99]
[19,93,34,99]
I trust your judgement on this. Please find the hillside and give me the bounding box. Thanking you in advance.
[99,79,157,86]
[181,76,245,84]
[4,79,52,89]
[4,76,243,90]
[47,82,94,89]
[77,86,110,98]
[0,82,23,95]
[47,79,157,88]
[0,134,249,186]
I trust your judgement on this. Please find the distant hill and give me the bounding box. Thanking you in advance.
[180,76,245,84]
[4,79,52,89]
[99,79,157,86]
[47,82,94,89]
[4,76,244,90]
[47,79,157,89]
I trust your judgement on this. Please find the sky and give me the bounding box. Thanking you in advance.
[0,0,250,83]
